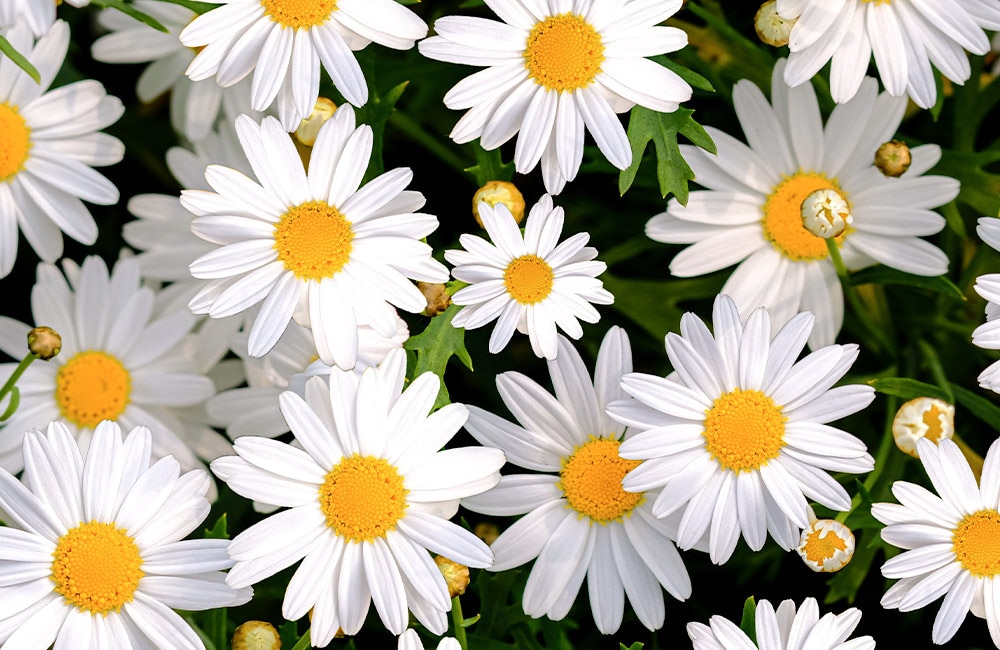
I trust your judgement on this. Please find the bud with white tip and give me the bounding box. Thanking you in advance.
[801,188,852,238]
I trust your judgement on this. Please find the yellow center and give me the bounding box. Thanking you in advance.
[51,521,144,614]
[503,254,554,304]
[273,200,353,280]
[762,173,848,261]
[0,103,31,181]
[524,14,605,92]
[953,510,1000,577]
[703,389,786,472]
[559,438,643,523]
[922,404,947,442]
[260,0,337,28]
[319,455,408,543]
[861,0,891,4]
[55,352,131,429]
[801,528,847,564]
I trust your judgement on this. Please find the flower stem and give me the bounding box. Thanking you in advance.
[825,240,894,355]
[452,596,468,650]
[290,629,311,650]
[0,352,37,421]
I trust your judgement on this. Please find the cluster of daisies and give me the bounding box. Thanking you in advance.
[0,0,999,648]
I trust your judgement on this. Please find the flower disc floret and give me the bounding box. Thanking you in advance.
[55,351,131,429]
[560,438,642,523]
[274,200,354,280]
[952,510,1000,577]
[763,173,847,260]
[261,0,339,30]
[51,521,144,614]
[503,254,554,304]
[702,388,786,472]
[524,14,604,92]
[0,103,30,181]
[319,455,408,542]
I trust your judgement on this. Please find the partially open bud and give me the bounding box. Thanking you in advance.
[473,181,525,228]
[232,621,281,650]
[434,555,470,598]
[418,282,451,317]
[801,188,852,238]
[474,521,500,545]
[797,519,855,573]
[892,397,955,458]
[874,140,911,178]
[27,326,61,360]
[755,1,795,47]
[295,97,337,147]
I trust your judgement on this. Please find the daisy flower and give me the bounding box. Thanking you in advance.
[399,629,460,650]
[210,349,505,644]
[179,0,427,129]
[647,60,958,349]
[445,194,613,360]
[777,0,1000,109]
[418,0,692,195]
[0,19,124,278]
[687,597,875,650]
[0,1,54,36]
[184,107,448,370]
[462,327,691,633]
[973,216,1000,394]
[873,437,1000,646]
[0,420,251,648]
[607,295,875,564]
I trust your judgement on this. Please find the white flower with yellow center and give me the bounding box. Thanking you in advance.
[873,437,1000,646]
[0,19,124,278]
[973,216,1000,394]
[776,0,1000,109]
[0,420,251,648]
[0,2,54,36]
[607,295,875,564]
[211,349,505,644]
[184,107,448,370]
[647,60,958,350]
[179,0,427,129]
[462,328,692,633]
[445,195,613,360]
[418,0,692,195]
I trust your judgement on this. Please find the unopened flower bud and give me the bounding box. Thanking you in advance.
[295,97,337,147]
[27,326,61,360]
[418,282,451,317]
[434,555,470,598]
[892,397,954,458]
[797,519,855,573]
[755,1,795,47]
[874,140,911,178]
[473,181,525,228]
[232,621,281,650]
[801,188,852,238]
[474,521,499,545]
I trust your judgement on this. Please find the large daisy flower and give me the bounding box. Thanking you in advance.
[179,0,427,129]
[445,194,613,360]
[462,328,691,633]
[973,216,1000,394]
[184,107,448,370]
[0,19,124,278]
[647,60,958,349]
[418,0,692,195]
[607,295,875,564]
[777,0,1000,109]
[0,1,54,36]
[0,421,251,648]
[211,349,505,644]
[874,437,1000,646]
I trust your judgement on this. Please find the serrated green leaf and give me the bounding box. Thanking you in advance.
[869,377,950,402]
[739,596,756,642]
[92,0,169,32]
[850,266,965,302]
[0,34,40,83]
[951,382,1000,433]
[203,513,228,540]
[466,145,514,186]
[405,304,473,409]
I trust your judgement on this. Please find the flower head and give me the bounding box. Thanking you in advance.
[973,216,1000,394]
[796,518,855,573]
[892,396,955,457]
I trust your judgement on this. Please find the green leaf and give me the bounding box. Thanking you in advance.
[466,145,514,186]
[843,480,883,531]
[935,149,1000,216]
[739,596,756,643]
[950,382,1000,432]
[620,643,644,650]
[657,57,714,93]
[869,377,950,402]
[0,34,40,83]
[404,304,473,409]
[277,622,302,649]
[357,80,410,182]
[157,0,218,13]
[203,513,229,540]
[601,273,724,340]
[619,106,716,204]
[92,0,169,32]
[849,266,965,302]
[825,529,880,604]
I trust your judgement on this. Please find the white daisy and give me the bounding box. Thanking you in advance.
[0,19,124,278]
[973,216,1000,394]
[462,327,691,633]
[418,0,692,195]
[179,0,427,129]
[873,437,1000,646]
[0,1,54,36]
[211,349,505,644]
[646,60,958,349]
[184,107,448,370]
[607,295,875,564]
[687,597,874,650]
[445,194,613,360]
[0,420,251,648]
[399,629,460,650]
[777,0,1000,109]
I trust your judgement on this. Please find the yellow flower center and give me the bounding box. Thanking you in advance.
[274,200,354,280]
[524,14,604,92]
[861,0,891,4]
[801,527,847,565]
[922,404,947,442]
[762,172,848,261]
[51,521,144,614]
[703,389,786,472]
[319,455,408,543]
[953,509,1000,577]
[55,351,131,429]
[0,103,31,182]
[260,0,337,28]
[503,254,554,304]
[559,438,643,523]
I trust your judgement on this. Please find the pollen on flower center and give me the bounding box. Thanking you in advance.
[51,521,144,614]
[55,351,131,429]
[802,527,847,564]
[319,455,408,542]
[274,200,354,280]
[952,509,1000,577]
[260,0,337,29]
[703,388,786,472]
[503,254,554,304]
[762,172,849,261]
[524,13,605,92]
[559,438,643,523]
[0,103,31,181]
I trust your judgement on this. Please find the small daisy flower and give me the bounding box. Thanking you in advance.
[688,597,875,650]
[179,0,428,129]
[647,60,958,349]
[777,0,1000,109]
[418,0,692,195]
[873,437,1000,646]
[0,19,124,278]
[891,396,955,457]
[462,328,692,633]
[607,295,875,564]
[399,629,460,650]
[974,216,1000,394]
[211,349,505,644]
[445,195,613,360]
[184,107,448,370]
[0,420,251,648]
[0,1,54,36]
[796,518,855,573]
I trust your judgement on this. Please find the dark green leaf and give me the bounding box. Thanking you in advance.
[158,0,218,13]
[203,513,229,539]
[278,621,301,648]
[825,530,880,604]
[620,643,644,650]
[843,480,883,531]
[466,145,514,186]
[0,34,39,83]
[935,149,1000,216]
[739,596,756,642]
[850,266,965,302]
[868,377,950,402]
[92,0,169,32]
[601,273,724,340]
[358,81,410,182]
[657,56,714,93]
[951,382,1000,432]
[404,304,473,409]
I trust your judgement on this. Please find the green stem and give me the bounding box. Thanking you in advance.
[289,629,312,650]
[825,239,894,356]
[388,112,470,176]
[451,596,468,650]
[835,395,898,523]
[0,352,37,420]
